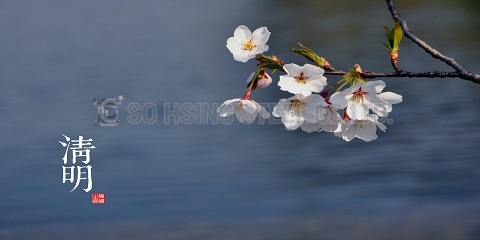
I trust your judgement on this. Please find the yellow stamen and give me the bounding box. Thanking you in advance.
[294,73,307,84]
[290,100,305,112]
[236,102,243,110]
[354,120,368,128]
[242,39,255,51]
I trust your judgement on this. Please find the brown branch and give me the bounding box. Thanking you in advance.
[390,57,401,72]
[385,0,480,84]
[324,70,466,79]
[286,0,479,84]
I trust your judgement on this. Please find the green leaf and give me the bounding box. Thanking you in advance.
[383,21,403,54]
[393,21,403,51]
[388,26,395,47]
[342,66,365,86]
[382,42,392,51]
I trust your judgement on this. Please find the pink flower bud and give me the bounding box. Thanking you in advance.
[246,71,272,89]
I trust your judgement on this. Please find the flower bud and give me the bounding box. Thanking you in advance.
[291,43,328,69]
[246,71,272,89]
[255,54,284,72]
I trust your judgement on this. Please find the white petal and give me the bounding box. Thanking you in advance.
[218,98,239,109]
[226,37,240,52]
[329,92,350,109]
[288,94,306,102]
[233,52,253,62]
[283,63,302,77]
[303,94,326,107]
[217,98,240,117]
[303,63,325,78]
[235,109,256,124]
[300,122,322,133]
[278,76,311,96]
[217,106,234,117]
[333,129,343,138]
[283,110,304,130]
[355,122,377,142]
[321,121,342,133]
[366,114,379,121]
[346,82,362,93]
[374,121,387,132]
[298,88,312,96]
[341,121,355,141]
[277,76,294,89]
[364,94,390,117]
[233,25,251,41]
[302,105,325,123]
[363,80,386,93]
[253,101,270,119]
[251,44,269,55]
[378,92,403,105]
[251,27,270,45]
[305,77,327,93]
[319,108,342,132]
[346,101,369,120]
[272,99,289,117]
[241,100,259,114]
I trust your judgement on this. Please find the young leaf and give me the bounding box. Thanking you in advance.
[393,21,403,52]
[291,43,326,68]
[383,21,403,54]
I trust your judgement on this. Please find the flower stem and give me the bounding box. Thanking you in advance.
[324,79,346,95]
[334,80,349,94]
[242,67,264,100]
[241,89,252,100]
[247,67,265,91]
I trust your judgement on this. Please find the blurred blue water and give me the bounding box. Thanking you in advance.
[0,0,479,239]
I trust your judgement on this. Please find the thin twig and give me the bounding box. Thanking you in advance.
[285,1,479,84]
[324,70,466,79]
[390,58,401,72]
[385,0,480,84]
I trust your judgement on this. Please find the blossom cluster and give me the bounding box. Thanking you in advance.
[218,25,402,142]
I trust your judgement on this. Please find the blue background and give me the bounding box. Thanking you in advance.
[1,0,479,239]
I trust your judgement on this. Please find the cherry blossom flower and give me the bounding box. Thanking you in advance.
[217,98,269,124]
[329,80,402,120]
[299,106,343,133]
[278,63,327,96]
[246,71,272,89]
[319,106,343,133]
[226,25,270,62]
[340,114,387,142]
[272,94,327,130]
